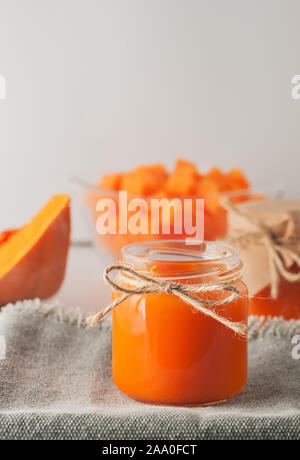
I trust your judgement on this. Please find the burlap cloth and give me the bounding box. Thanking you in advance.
[0,300,299,440]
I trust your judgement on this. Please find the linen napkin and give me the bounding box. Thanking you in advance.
[0,299,299,440]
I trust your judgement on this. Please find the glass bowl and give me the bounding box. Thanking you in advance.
[81,181,272,259]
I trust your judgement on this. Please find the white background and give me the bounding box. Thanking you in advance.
[1,0,300,240]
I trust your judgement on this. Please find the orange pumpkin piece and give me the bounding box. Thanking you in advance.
[175,158,199,179]
[120,173,149,196]
[151,189,168,199]
[133,164,168,180]
[196,179,220,213]
[121,165,167,196]
[0,194,71,306]
[196,178,220,196]
[166,173,196,196]
[0,230,17,245]
[205,167,226,189]
[225,168,250,191]
[99,173,122,191]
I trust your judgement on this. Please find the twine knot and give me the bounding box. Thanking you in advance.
[222,198,300,298]
[87,264,247,337]
[164,282,176,294]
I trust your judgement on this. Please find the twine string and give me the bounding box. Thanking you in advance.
[222,198,300,298]
[87,265,247,337]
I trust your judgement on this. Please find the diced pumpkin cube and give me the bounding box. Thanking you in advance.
[206,167,225,186]
[196,179,220,213]
[166,174,196,196]
[121,165,168,196]
[175,158,198,178]
[225,168,250,191]
[196,178,220,196]
[120,174,148,195]
[133,164,168,180]
[99,173,122,191]
[151,189,168,199]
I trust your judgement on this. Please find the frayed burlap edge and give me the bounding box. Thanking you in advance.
[248,315,300,339]
[0,299,299,338]
[0,299,110,331]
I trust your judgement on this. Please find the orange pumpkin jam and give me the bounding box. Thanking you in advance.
[112,240,248,406]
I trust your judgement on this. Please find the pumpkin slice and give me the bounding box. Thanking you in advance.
[0,194,71,306]
[0,230,17,245]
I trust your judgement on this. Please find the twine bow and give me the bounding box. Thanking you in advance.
[87,265,247,337]
[223,199,300,298]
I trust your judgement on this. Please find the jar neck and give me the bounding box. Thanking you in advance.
[121,240,242,283]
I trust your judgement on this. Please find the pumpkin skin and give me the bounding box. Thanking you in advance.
[0,195,71,306]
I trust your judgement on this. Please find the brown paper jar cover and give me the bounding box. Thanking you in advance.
[226,199,300,297]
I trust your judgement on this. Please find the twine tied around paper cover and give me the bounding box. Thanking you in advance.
[222,199,300,298]
[87,265,247,337]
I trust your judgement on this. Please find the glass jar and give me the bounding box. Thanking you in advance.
[249,272,300,319]
[112,239,248,406]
